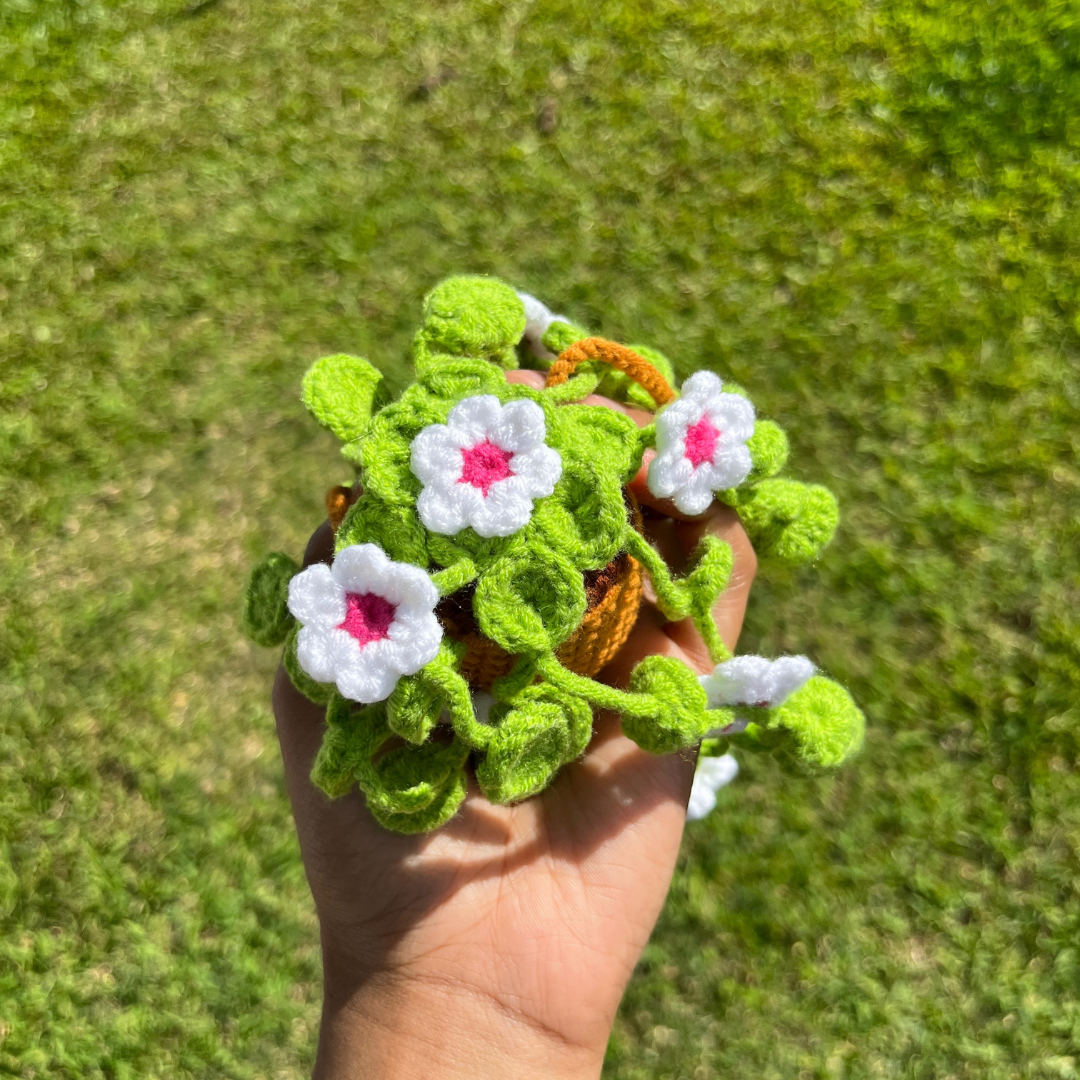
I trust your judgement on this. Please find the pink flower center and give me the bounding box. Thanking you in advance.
[684,415,721,468]
[338,591,397,646]
[459,439,514,496]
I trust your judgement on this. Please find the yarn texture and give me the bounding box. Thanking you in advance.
[243,275,867,832]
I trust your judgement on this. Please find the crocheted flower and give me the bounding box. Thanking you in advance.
[701,655,815,710]
[647,371,755,515]
[410,395,562,538]
[287,543,442,704]
[686,753,740,822]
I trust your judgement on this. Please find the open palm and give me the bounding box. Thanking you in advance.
[273,377,756,1079]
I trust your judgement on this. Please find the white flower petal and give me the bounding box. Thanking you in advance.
[647,449,694,499]
[289,543,443,705]
[296,625,355,683]
[447,395,503,444]
[647,371,755,510]
[701,655,815,708]
[411,427,465,484]
[686,754,740,822]
[491,398,547,452]
[332,543,391,593]
[469,480,533,537]
[696,443,752,492]
[287,564,346,629]
[410,394,561,537]
[508,444,562,496]
[681,370,724,399]
[383,611,443,674]
[334,643,402,704]
[416,485,469,535]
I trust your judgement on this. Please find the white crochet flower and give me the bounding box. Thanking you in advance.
[410,395,562,538]
[647,370,755,515]
[686,753,740,822]
[287,543,442,704]
[701,655,815,710]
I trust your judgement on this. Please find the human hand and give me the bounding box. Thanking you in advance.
[273,370,756,1079]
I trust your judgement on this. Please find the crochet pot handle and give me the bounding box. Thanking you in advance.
[544,337,677,408]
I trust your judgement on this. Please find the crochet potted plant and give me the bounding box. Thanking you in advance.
[244,276,864,833]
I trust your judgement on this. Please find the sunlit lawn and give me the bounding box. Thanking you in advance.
[3,1,1079,1076]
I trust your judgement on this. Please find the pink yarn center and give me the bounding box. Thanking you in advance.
[684,415,720,468]
[459,439,514,496]
[338,591,397,646]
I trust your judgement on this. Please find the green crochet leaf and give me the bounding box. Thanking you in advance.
[418,355,506,401]
[745,419,790,481]
[386,673,443,744]
[767,675,865,767]
[242,552,298,647]
[335,492,428,565]
[310,697,391,798]
[541,319,587,356]
[365,740,467,816]
[301,354,383,443]
[474,549,587,654]
[622,655,710,754]
[416,276,525,370]
[529,459,628,571]
[735,478,839,564]
[476,683,593,804]
[367,769,468,834]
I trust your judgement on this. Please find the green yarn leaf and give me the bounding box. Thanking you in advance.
[335,492,428,564]
[766,675,865,767]
[735,478,840,564]
[530,459,628,571]
[417,355,507,401]
[474,549,587,654]
[745,419,790,481]
[367,768,468,834]
[386,673,443,744]
[310,697,391,798]
[301,354,383,444]
[283,623,333,706]
[476,683,593,803]
[242,552,298,647]
[622,655,710,754]
[541,319,587,356]
[557,403,644,484]
[364,739,469,816]
[416,276,525,370]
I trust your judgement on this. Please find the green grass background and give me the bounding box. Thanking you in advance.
[2,0,1079,1075]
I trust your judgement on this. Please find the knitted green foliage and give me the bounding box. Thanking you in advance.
[766,675,865,767]
[623,656,711,754]
[745,420,789,482]
[302,354,382,445]
[243,274,864,833]
[476,684,593,804]
[732,478,839,565]
[243,552,299,646]
[415,276,525,372]
[541,319,587,357]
